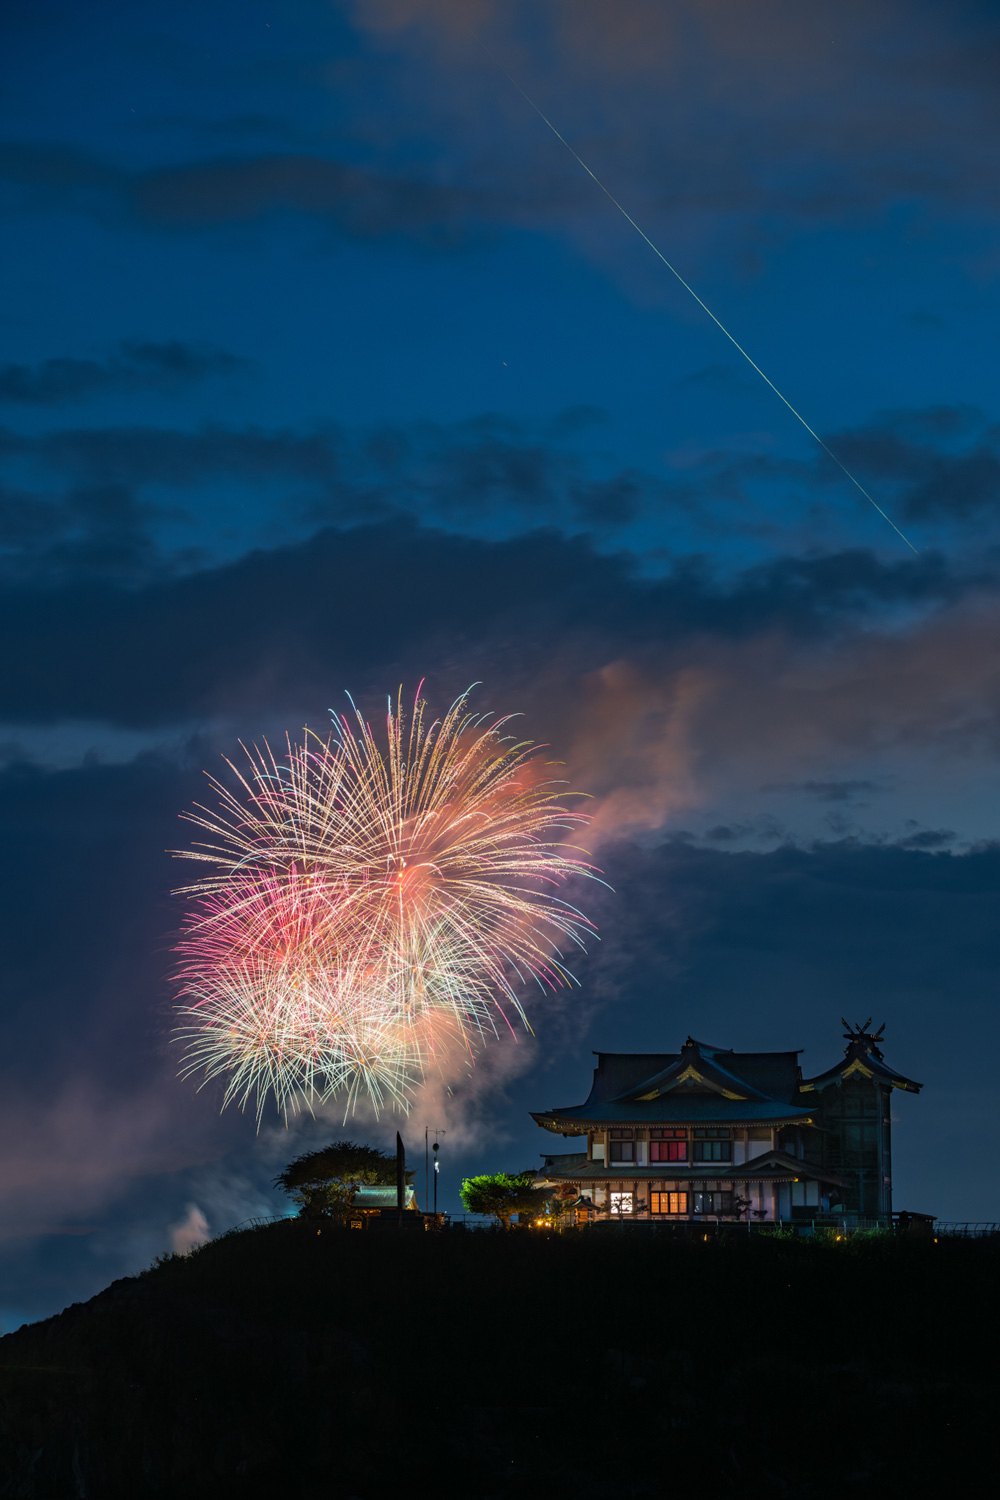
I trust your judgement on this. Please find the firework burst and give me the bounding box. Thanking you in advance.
[173,687,599,1119]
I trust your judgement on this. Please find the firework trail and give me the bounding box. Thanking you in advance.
[173,687,599,1120]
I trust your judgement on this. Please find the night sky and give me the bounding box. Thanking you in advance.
[3,0,1000,1326]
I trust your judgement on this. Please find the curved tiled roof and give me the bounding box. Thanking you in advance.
[803,1036,921,1093]
[534,1037,814,1132]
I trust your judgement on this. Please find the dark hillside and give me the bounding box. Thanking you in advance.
[0,1223,995,1498]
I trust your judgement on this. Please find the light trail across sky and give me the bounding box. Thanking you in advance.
[499,67,919,555]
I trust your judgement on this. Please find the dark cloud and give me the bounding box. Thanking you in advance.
[0,341,249,407]
[896,827,957,849]
[823,407,1000,521]
[571,472,643,526]
[0,139,526,245]
[132,154,494,241]
[11,403,1000,562]
[0,412,693,554]
[762,779,883,802]
[404,426,557,518]
[906,451,1000,520]
[0,422,343,489]
[0,521,607,726]
[678,364,745,390]
[0,483,61,548]
[0,478,170,586]
[0,139,117,197]
[0,520,978,731]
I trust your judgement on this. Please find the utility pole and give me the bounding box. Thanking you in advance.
[424,1128,446,1215]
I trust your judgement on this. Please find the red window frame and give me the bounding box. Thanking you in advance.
[650,1139,687,1162]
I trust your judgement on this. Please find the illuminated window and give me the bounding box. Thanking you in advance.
[650,1139,687,1162]
[650,1191,688,1215]
[609,1139,635,1163]
[609,1192,634,1215]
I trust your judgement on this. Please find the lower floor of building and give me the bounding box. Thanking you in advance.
[569,1177,834,1223]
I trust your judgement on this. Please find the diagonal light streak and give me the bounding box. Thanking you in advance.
[500,69,919,554]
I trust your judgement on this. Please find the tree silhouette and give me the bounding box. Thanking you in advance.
[460,1172,549,1230]
[275,1140,406,1218]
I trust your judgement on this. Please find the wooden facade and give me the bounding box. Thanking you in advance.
[532,1024,921,1224]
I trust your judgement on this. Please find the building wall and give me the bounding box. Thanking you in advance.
[813,1076,893,1219]
[571,1121,842,1222]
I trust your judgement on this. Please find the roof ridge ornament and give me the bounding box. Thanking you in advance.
[841,1017,886,1055]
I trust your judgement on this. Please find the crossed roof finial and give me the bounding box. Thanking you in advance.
[841,1017,886,1049]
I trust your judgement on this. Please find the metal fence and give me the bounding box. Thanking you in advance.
[437,1213,496,1230]
[216,1214,294,1237]
[213,1212,1000,1239]
[932,1222,1000,1237]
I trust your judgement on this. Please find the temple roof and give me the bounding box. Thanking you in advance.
[532,1037,812,1133]
[532,1029,921,1135]
[801,1025,922,1094]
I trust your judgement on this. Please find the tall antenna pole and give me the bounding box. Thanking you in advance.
[396,1132,405,1213]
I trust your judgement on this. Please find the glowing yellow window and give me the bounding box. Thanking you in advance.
[650,1191,688,1215]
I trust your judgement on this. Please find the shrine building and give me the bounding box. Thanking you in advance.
[531,1023,921,1224]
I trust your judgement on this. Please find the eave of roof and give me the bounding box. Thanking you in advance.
[535,1154,842,1187]
[803,1055,922,1093]
[532,1099,814,1129]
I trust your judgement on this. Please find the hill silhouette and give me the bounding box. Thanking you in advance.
[0,1221,995,1498]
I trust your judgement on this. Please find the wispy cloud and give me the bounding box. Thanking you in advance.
[0,341,249,407]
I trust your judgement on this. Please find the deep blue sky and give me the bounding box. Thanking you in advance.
[3,0,1000,1325]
